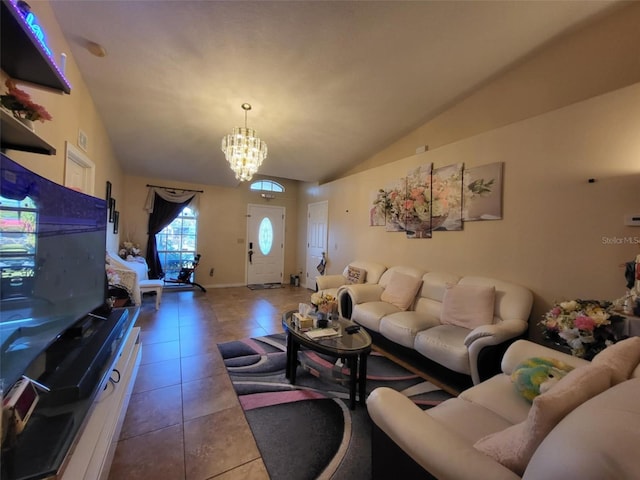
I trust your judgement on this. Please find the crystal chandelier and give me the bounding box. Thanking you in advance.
[221,103,268,182]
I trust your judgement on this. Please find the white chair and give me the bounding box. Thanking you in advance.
[139,279,163,309]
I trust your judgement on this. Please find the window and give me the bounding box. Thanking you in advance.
[249,180,284,193]
[155,206,197,279]
[258,217,273,255]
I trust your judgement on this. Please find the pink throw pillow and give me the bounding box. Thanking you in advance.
[440,283,496,329]
[474,363,613,475]
[380,271,422,311]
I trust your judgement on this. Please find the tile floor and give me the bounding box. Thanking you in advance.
[107,284,312,480]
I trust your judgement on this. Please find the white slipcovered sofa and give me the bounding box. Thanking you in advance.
[315,260,387,299]
[367,337,640,479]
[338,266,533,384]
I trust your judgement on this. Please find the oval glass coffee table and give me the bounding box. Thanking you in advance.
[282,310,372,409]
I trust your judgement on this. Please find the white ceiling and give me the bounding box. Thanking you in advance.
[49,0,617,188]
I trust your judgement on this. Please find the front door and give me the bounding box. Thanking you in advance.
[247,204,285,285]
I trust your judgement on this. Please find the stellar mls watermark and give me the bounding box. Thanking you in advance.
[601,236,640,245]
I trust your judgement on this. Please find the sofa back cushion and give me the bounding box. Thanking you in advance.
[441,283,496,329]
[341,260,387,285]
[380,270,424,311]
[458,276,533,323]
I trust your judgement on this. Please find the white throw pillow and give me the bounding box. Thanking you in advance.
[346,265,367,284]
[380,271,422,311]
[440,283,496,329]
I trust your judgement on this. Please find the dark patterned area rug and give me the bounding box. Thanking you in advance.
[217,333,452,480]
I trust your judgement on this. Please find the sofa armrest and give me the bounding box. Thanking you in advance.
[464,320,528,384]
[341,283,384,304]
[367,388,520,480]
[500,339,590,375]
[464,319,528,347]
[316,274,347,291]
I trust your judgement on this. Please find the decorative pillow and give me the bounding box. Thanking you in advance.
[346,265,366,285]
[440,283,495,329]
[592,336,640,385]
[511,357,574,402]
[474,363,613,476]
[380,271,423,311]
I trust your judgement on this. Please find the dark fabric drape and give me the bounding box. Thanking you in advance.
[146,193,194,279]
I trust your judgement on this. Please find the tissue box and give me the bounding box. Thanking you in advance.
[293,312,314,329]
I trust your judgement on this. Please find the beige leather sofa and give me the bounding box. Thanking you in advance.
[315,260,387,298]
[367,338,640,480]
[338,266,533,384]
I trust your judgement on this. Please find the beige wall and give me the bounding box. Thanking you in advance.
[1,0,124,253]
[119,175,301,288]
[297,3,640,336]
[5,1,639,330]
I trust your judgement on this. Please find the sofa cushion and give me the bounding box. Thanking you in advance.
[473,363,613,476]
[352,301,402,332]
[346,265,366,284]
[459,374,533,426]
[380,271,423,311]
[428,397,515,446]
[591,336,640,385]
[523,378,640,480]
[441,283,495,329]
[414,325,472,375]
[379,311,441,348]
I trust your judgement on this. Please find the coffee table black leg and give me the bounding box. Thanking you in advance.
[358,352,369,406]
[290,340,299,384]
[285,333,293,379]
[349,355,357,410]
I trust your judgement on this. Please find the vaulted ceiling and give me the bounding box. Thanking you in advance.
[49,0,617,187]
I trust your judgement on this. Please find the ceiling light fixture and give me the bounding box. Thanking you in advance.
[221,103,268,182]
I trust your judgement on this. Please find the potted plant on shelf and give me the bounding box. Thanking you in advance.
[1,79,52,131]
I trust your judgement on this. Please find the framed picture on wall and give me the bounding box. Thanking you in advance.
[109,198,116,222]
[113,211,119,234]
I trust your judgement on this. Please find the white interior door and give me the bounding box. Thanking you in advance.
[306,201,328,289]
[247,204,285,285]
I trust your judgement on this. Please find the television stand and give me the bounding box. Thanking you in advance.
[1,307,142,480]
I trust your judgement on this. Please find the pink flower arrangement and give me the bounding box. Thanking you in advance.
[540,299,624,359]
[1,79,53,122]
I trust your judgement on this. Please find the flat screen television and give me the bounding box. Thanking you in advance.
[0,153,107,392]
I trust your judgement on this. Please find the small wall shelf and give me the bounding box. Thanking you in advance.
[0,108,56,155]
[1,0,71,94]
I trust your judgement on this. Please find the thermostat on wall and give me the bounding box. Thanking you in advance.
[624,214,640,227]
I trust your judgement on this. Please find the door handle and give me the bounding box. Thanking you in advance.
[248,249,253,264]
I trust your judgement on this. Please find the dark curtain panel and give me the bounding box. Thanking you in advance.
[146,193,194,279]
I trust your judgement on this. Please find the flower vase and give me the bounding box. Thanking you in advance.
[15,114,34,132]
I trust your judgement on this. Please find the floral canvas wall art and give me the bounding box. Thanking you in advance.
[370,189,386,226]
[382,177,408,232]
[431,163,463,231]
[463,162,503,221]
[404,164,433,238]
